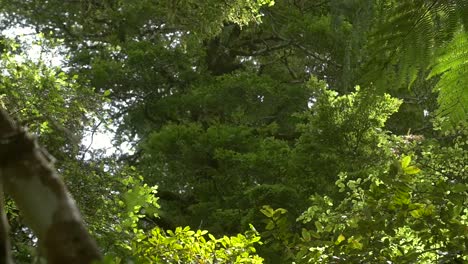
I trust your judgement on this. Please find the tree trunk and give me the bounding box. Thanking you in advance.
[0,109,101,264]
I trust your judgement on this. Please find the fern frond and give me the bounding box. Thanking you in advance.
[364,0,465,88]
[429,32,468,128]
[456,0,468,29]
[363,0,468,129]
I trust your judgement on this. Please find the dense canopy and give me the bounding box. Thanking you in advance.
[0,0,467,263]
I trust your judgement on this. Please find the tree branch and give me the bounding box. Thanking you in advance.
[0,109,101,264]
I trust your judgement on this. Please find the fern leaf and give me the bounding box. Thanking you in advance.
[429,32,468,128]
[365,0,465,89]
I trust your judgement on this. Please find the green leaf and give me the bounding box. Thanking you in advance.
[314,221,323,233]
[335,234,345,245]
[302,228,311,242]
[260,205,274,218]
[265,221,275,230]
[401,155,411,169]
[348,237,363,250]
[410,209,422,218]
[403,166,421,175]
[452,183,467,193]
[208,234,216,241]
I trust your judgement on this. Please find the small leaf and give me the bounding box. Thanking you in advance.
[265,221,275,230]
[410,209,422,218]
[452,183,467,193]
[310,231,321,239]
[335,234,345,245]
[251,236,261,243]
[260,205,274,217]
[314,221,323,233]
[348,237,363,249]
[302,228,311,242]
[39,121,50,133]
[403,166,421,175]
[401,155,411,168]
[208,234,216,241]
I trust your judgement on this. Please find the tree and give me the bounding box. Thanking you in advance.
[0,0,467,263]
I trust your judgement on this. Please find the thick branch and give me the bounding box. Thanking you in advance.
[0,109,101,264]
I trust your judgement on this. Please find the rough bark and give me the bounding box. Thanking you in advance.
[0,109,101,264]
[0,177,13,264]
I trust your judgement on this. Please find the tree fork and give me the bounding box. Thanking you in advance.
[0,109,101,264]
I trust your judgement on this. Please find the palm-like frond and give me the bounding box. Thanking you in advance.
[363,0,468,129]
[428,32,468,128]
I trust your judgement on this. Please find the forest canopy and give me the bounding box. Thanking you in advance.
[0,0,467,263]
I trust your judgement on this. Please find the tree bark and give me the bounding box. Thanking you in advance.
[0,109,101,264]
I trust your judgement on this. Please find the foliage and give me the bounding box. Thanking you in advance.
[99,167,263,263]
[262,129,467,263]
[428,31,468,129]
[292,78,401,195]
[0,37,99,156]
[0,0,467,263]
[131,225,263,264]
[0,0,274,42]
[365,0,468,129]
